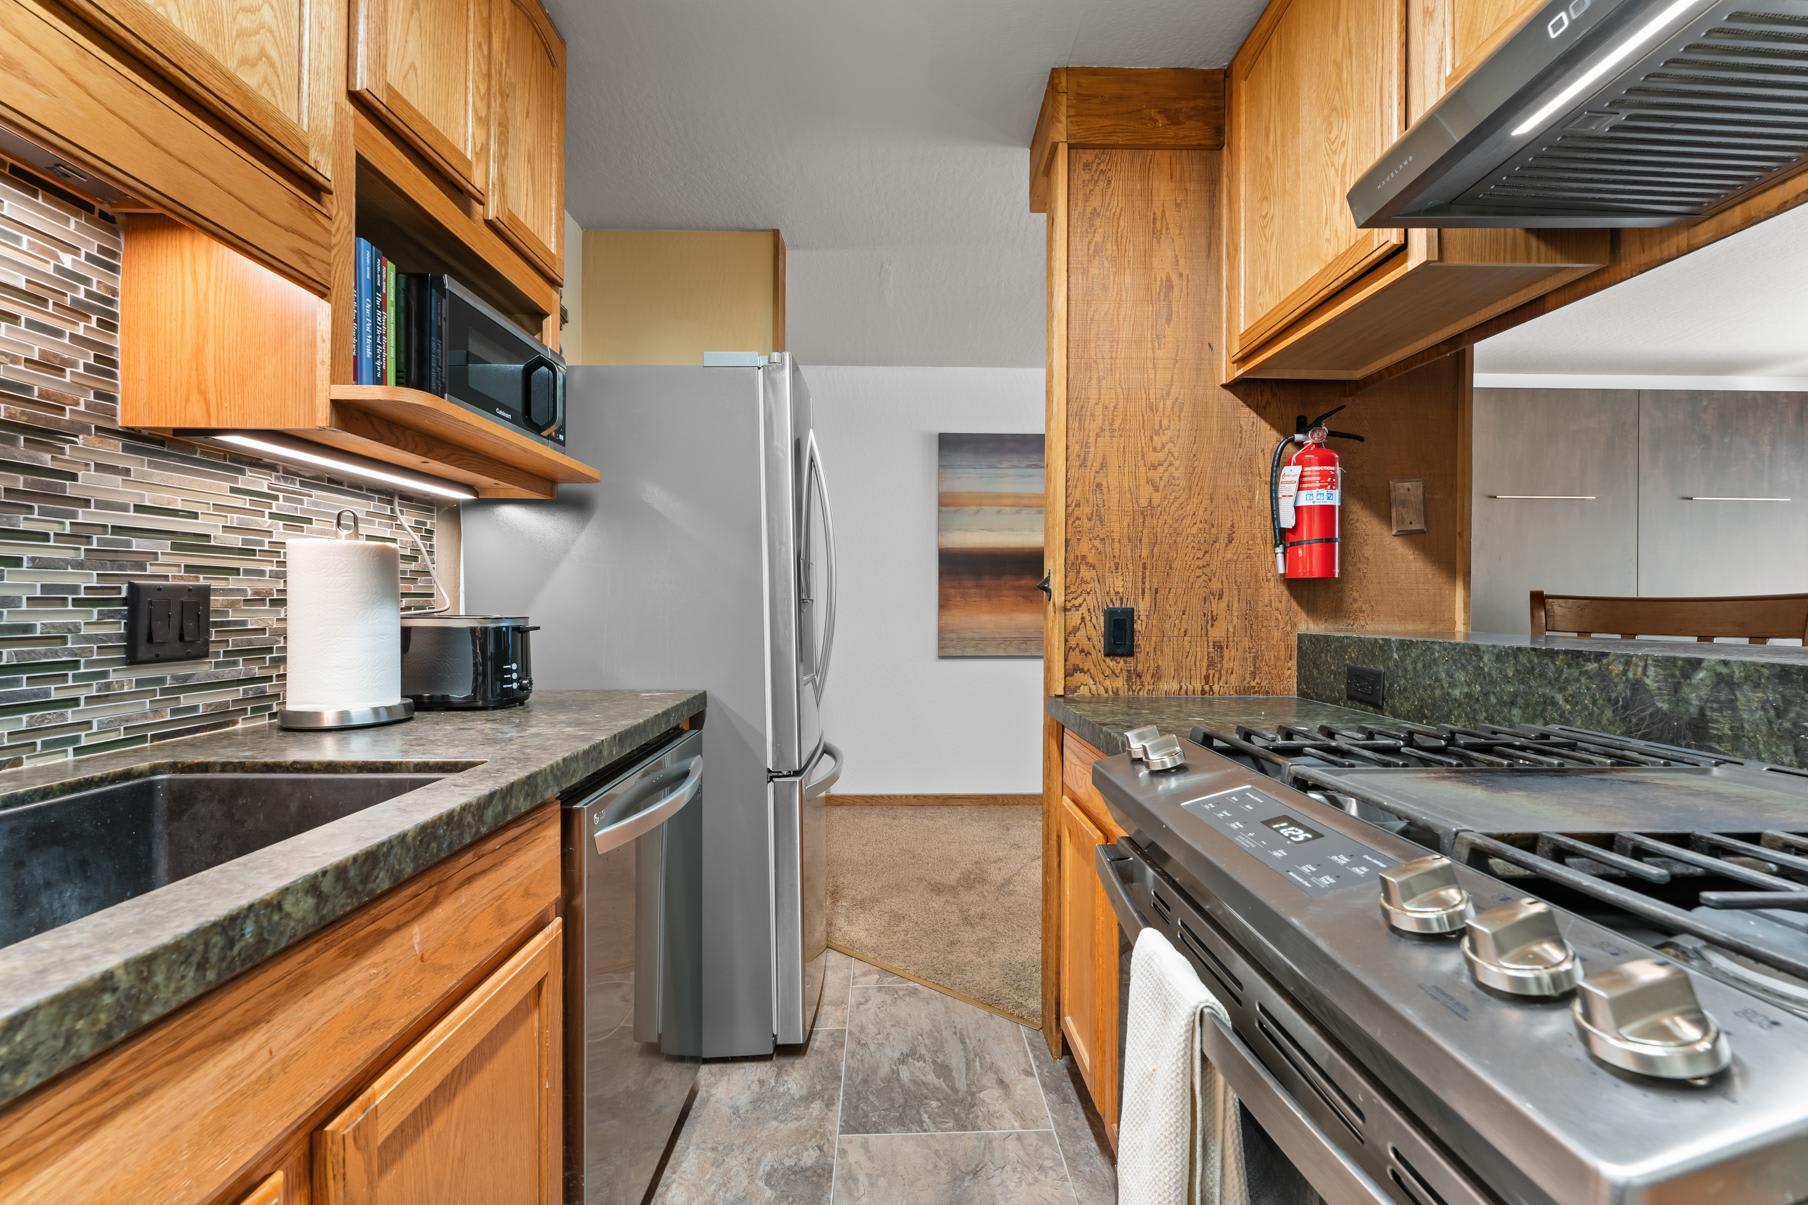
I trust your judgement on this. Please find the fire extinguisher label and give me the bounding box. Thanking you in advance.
[1297,465,1340,507]
[1277,465,1301,527]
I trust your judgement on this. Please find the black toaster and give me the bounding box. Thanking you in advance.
[401,615,535,709]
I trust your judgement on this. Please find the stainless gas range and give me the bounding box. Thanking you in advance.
[1094,722,1808,1205]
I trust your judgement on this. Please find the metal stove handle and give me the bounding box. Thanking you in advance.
[1199,1013,1393,1205]
[1097,841,1392,1205]
[1096,840,1151,935]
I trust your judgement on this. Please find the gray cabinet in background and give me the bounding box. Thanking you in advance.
[1638,392,1808,597]
[1471,389,1639,634]
[1471,388,1808,633]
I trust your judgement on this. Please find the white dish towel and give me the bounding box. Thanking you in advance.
[1117,927,1248,1205]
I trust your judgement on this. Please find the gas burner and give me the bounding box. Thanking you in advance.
[1192,719,1808,994]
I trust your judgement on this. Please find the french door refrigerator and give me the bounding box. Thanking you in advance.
[464,355,841,1058]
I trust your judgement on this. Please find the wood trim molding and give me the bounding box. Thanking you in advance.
[825,794,1039,807]
[1029,67,1225,212]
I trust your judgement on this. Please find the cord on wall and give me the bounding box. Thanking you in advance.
[396,494,453,615]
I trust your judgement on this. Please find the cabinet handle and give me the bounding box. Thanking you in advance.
[1684,496,1792,502]
[1488,494,1596,500]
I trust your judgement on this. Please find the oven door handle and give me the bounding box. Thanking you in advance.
[1096,839,1153,935]
[1200,1012,1394,1205]
[1099,840,1393,1205]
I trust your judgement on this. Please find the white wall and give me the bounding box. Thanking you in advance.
[810,366,1044,795]
[562,211,584,362]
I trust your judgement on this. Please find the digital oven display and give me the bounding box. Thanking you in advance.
[1261,814,1325,845]
[1180,786,1397,895]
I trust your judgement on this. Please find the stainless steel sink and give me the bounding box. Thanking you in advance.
[0,768,452,950]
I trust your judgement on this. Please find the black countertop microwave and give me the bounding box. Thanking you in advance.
[424,274,566,447]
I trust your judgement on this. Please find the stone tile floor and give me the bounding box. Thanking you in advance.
[654,950,1116,1204]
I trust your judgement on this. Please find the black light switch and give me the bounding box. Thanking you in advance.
[1104,606,1135,657]
[127,582,211,664]
[1346,665,1386,709]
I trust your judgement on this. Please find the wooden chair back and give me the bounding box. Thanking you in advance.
[1529,591,1808,644]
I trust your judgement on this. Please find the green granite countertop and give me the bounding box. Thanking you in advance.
[0,689,704,1107]
[1048,695,1378,755]
[1305,628,1808,664]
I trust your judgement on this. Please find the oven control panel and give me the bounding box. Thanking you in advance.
[1181,785,1397,895]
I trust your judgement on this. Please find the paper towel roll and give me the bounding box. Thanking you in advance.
[286,535,402,712]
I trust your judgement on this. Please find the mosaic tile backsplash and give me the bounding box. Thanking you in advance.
[0,162,441,768]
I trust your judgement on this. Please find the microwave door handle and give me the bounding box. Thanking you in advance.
[806,430,838,702]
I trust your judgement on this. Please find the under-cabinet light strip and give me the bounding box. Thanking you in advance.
[1509,0,1701,137]
[213,433,478,500]
[1489,494,1597,500]
[1685,496,1792,502]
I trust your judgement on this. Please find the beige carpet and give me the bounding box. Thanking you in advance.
[825,803,1042,1027]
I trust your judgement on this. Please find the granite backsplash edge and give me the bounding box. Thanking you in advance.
[1298,632,1808,767]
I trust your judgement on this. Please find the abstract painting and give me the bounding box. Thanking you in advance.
[937,433,1045,657]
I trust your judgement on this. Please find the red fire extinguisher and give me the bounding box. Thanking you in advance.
[1270,406,1364,580]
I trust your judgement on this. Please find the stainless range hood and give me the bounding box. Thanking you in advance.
[1349,0,1808,228]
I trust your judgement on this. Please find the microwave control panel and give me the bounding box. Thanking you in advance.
[1182,786,1397,896]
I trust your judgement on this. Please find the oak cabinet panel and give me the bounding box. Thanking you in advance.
[64,0,336,190]
[351,0,490,198]
[487,0,566,280]
[1057,790,1122,1137]
[1447,0,1543,87]
[315,918,563,1205]
[1229,0,1407,359]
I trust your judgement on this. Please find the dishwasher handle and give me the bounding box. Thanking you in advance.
[591,756,702,855]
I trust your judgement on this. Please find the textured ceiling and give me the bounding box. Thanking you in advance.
[548,0,1266,368]
[1474,202,1808,385]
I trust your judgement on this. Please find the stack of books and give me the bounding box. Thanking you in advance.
[354,237,446,393]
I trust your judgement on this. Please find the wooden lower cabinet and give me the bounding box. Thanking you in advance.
[1053,729,1128,1145]
[1057,793,1119,1133]
[0,804,562,1205]
[316,919,563,1204]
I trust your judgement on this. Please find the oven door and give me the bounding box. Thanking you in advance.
[1097,840,1487,1205]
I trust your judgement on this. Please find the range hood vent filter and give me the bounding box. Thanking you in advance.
[1349,0,1808,228]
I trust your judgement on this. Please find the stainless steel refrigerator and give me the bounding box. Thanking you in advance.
[464,355,840,1058]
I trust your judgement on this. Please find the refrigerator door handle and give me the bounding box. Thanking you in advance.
[806,430,838,702]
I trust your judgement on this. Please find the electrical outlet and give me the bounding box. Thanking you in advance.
[1104,607,1135,657]
[1346,665,1386,709]
[126,582,211,664]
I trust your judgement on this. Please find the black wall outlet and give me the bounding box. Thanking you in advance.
[126,582,211,664]
[1104,606,1135,657]
[1345,664,1386,709]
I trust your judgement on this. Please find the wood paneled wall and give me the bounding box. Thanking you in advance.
[1047,96,1469,697]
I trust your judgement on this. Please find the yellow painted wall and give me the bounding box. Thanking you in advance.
[576,229,785,365]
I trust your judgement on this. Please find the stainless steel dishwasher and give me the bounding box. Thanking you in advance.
[563,729,703,1205]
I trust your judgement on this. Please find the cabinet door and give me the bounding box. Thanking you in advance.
[487,0,566,281]
[1470,389,1639,633]
[351,0,490,199]
[315,919,562,1205]
[1229,0,1406,358]
[1638,392,1808,599]
[1057,794,1117,1123]
[1447,0,1544,87]
[59,0,334,192]
[235,1170,291,1205]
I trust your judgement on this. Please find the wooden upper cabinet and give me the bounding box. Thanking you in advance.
[487,0,566,281]
[61,0,336,191]
[1447,0,1544,89]
[315,919,563,1204]
[1229,0,1406,360]
[350,0,491,199]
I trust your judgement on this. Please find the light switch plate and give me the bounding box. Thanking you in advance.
[126,581,211,664]
[1390,478,1427,535]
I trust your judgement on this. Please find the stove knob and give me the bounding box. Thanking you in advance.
[1461,899,1583,997]
[1124,726,1161,761]
[1378,855,1469,935]
[1573,958,1731,1080]
[1142,733,1186,772]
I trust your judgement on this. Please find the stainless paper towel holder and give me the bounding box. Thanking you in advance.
[278,509,416,731]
